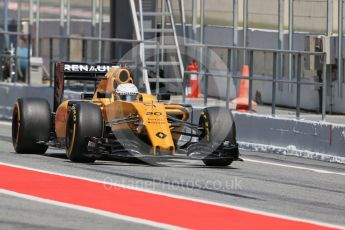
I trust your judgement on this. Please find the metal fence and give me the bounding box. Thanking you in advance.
[0,30,31,83]
[1,0,344,118]
[179,0,344,97]
[183,43,327,120]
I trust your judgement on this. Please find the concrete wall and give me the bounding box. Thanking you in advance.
[0,82,80,119]
[234,112,345,164]
[0,83,52,119]
[172,0,333,32]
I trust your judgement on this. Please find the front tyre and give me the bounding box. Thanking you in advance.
[199,107,238,167]
[12,98,51,154]
[66,103,103,163]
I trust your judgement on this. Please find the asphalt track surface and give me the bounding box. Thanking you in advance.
[0,121,345,229]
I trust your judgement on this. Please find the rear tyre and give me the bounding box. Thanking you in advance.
[12,98,51,154]
[66,103,103,163]
[199,107,237,167]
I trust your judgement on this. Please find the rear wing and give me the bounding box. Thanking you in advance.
[54,62,119,112]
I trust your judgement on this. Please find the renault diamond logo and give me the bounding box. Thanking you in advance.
[156,132,167,139]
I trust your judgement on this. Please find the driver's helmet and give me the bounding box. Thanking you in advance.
[115,83,139,101]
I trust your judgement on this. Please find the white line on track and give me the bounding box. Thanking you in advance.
[0,161,343,230]
[0,121,11,126]
[0,189,183,230]
[242,157,345,176]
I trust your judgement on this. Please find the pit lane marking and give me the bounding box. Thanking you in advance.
[242,158,345,176]
[0,189,181,230]
[0,121,11,126]
[0,161,342,230]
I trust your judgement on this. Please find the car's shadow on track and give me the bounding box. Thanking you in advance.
[43,152,153,166]
[44,152,68,159]
[42,152,240,169]
[93,158,240,169]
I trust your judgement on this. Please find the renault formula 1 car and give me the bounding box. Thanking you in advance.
[12,62,239,166]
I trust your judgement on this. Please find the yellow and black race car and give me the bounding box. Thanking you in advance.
[12,62,239,166]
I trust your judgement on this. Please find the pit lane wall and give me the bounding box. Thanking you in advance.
[1,82,345,163]
[233,112,345,164]
[0,82,80,119]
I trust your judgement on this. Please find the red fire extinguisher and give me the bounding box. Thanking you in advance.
[187,59,199,98]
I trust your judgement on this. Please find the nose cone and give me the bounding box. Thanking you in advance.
[142,104,175,155]
[152,145,175,155]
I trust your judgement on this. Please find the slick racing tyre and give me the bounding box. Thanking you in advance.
[199,107,237,166]
[66,102,103,163]
[12,98,51,154]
